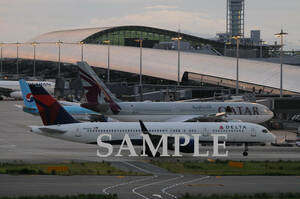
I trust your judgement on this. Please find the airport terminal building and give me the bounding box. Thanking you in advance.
[2,25,300,95]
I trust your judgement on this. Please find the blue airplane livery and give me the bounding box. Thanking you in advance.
[19,79,104,122]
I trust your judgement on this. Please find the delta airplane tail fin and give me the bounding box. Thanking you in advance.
[29,84,79,126]
[77,61,121,114]
[19,79,38,114]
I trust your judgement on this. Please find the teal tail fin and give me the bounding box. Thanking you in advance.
[19,79,38,114]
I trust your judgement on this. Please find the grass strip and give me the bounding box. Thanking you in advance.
[151,160,300,175]
[0,162,148,176]
[179,193,300,199]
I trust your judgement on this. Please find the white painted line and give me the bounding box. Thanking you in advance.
[152,194,162,198]
[102,161,156,196]
[161,176,210,199]
[103,175,155,195]
[0,145,16,148]
[132,174,184,199]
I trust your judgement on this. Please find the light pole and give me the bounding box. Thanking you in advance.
[80,41,84,62]
[259,40,266,58]
[31,41,37,77]
[56,40,63,77]
[172,35,182,86]
[0,43,3,75]
[275,29,288,98]
[232,36,240,95]
[16,42,20,77]
[224,41,231,56]
[135,38,143,101]
[224,41,227,56]
[103,40,111,82]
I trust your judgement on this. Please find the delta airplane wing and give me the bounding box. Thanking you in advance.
[164,112,228,122]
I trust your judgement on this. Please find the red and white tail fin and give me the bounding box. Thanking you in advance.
[78,61,121,114]
[29,84,79,125]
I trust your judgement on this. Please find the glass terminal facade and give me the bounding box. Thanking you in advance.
[82,26,224,50]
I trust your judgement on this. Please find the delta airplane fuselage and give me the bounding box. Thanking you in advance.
[30,122,275,145]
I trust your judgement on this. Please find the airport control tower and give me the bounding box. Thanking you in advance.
[226,0,245,38]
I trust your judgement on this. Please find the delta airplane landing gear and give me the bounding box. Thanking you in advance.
[243,143,249,156]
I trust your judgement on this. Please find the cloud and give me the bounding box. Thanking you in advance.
[0,17,45,42]
[143,5,178,10]
[89,10,225,38]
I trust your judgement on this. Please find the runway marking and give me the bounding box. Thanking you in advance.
[0,138,16,148]
[102,161,156,196]
[115,161,185,199]
[152,194,162,198]
[132,174,184,199]
[161,176,210,199]
[0,144,16,148]
[103,175,155,195]
[102,161,210,199]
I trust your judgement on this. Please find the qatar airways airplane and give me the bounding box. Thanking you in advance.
[28,84,275,157]
[78,62,273,123]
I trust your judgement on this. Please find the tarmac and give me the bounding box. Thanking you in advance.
[1,172,300,199]
[1,101,300,199]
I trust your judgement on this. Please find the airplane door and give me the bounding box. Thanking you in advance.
[75,128,81,137]
[251,128,256,137]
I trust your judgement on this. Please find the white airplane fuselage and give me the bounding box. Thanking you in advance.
[0,80,55,99]
[96,102,273,124]
[30,122,275,145]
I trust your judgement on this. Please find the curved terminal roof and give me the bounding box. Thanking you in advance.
[30,25,224,49]
[29,27,110,43]
[3,26,300,94]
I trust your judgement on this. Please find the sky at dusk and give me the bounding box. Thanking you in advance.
[0,0,299,50]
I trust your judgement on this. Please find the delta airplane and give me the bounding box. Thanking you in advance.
[18,79,103,122]
[29,84,275,157]
[78,62,274,123]
[0,79,55,100]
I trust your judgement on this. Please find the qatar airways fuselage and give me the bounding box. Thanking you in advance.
[83,101,274,124]
[78,61,273,124]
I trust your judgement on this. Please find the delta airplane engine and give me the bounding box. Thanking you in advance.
[179,138,195,153]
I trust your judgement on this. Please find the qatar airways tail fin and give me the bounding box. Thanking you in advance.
[77,61,121,114]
